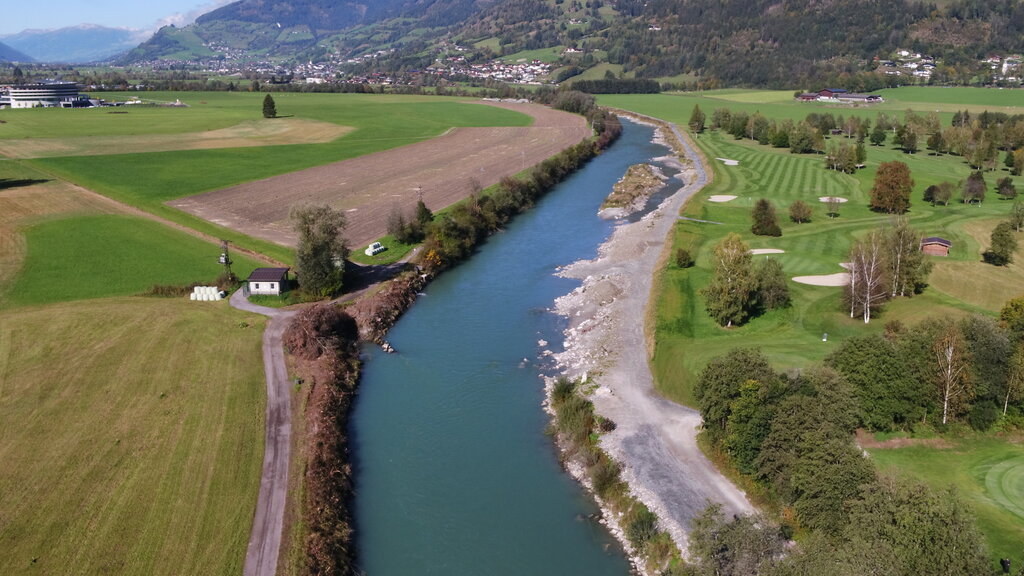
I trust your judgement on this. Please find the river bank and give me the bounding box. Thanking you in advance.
[548,116,754,563]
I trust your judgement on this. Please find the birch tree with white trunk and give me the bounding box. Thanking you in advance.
[846,231,888,323]
[933,322,973,425]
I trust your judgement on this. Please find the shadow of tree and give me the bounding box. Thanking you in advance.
[0,178,49,190]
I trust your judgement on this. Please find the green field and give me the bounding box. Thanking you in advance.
[602,86,1024,126]
[869,435,1024,568]
[5,93,533,263]
[0,298,266,575]
[4,214,261,308]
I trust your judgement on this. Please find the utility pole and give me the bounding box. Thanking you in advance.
[219,239,235,283]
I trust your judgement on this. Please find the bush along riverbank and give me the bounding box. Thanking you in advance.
[285,94,623,576]
[281,304,362,576]
[549,377,683,575]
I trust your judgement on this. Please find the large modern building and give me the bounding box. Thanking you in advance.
[1,81,88,108]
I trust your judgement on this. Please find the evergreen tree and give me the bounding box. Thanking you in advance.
[262,93,277,118]
[755,258,791,311]
[751,198,782,236]
[688,103,706,133]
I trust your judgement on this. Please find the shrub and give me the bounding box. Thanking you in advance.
[626,507,659,549]
[675,248,694,268]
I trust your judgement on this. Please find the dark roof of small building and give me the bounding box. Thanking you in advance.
[921,237,952,247]
[822,88,848,93]
[248,267,289,282]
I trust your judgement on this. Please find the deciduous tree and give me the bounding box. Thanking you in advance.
[292,204,347,298]
[984,221,1018,266]
[846,230,888,323]
[870,161,913,214]
[789,200,812,223]
[695,348,777,447]
[963,170,986,204]
[702,233,755,327]
[755,257,790,311]
[1006,345,1024,416]
[884,217,931,297]
[997,176,1017,199]
[933,321,973,425]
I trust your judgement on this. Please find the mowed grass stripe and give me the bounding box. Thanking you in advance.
[0,298,266,575]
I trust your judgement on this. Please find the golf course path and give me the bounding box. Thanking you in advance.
[231,290,297,576]
[554,118,754,554]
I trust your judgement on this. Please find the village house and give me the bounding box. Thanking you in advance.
[247,267,290,295]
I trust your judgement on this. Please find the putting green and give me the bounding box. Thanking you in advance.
[984,454,1024,521]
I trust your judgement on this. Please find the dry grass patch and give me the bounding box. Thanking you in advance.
[929,218,1024,312]
[0,297,266,575]
[0,118,352,159]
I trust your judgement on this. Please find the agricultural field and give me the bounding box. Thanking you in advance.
[170,102,590,250]
[4,92,535,263]
[868,433,1024,569]
[0,298,266,575]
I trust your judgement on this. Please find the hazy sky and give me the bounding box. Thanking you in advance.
[0,0,235,36]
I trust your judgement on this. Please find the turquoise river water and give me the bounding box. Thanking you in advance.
[351,120,674,575]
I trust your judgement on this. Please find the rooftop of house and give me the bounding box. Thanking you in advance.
[247,267,290,282]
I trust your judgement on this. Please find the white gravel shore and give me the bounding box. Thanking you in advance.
[548,118,754,568]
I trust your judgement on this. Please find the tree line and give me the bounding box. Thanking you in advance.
[683,307,1024,574]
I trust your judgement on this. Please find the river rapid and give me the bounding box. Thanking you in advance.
[351,120,674,575]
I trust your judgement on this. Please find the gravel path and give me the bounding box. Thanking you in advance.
[553,122,753,557]
[230,290,297,576]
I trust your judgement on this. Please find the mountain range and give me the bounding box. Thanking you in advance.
[0,40,33,63]
[12,0,1024,87]
[1,25,143,64]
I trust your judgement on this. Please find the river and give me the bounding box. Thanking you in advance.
[351,120,673,575]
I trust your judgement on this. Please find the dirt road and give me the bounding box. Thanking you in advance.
[230,290,296,576]
[171,101,591,251]
[553,120,753,555]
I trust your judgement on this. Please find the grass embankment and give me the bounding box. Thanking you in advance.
[868,433,1024,568]
[0,298,266,575]
[11,93,533,263]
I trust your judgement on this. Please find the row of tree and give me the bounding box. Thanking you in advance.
[844,218,932,323]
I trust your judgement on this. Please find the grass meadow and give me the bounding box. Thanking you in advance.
[5,214,261,307]
[869,434,1024,569]
[0,298,266,575]
[7,93,533,263]
[602,89,1024,561]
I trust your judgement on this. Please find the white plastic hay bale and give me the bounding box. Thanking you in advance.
[190,293,197,301]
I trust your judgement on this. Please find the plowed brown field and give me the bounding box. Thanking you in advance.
[169,101,591,250]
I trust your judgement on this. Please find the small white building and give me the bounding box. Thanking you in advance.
[247,267,290,295]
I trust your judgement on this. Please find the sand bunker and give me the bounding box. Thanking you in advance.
[750,249,785,255]
[793,272,850,286]
[716,158,740,166]
[819,196,849,203]
[707,195,738,203]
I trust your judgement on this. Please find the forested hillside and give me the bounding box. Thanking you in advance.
[119,0,1024,88]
